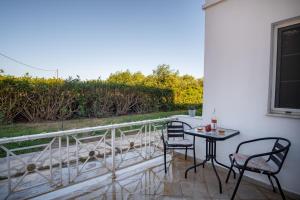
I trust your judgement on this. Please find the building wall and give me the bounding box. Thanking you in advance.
[182,0,300,195]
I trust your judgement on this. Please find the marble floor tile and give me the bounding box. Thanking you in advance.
[34,154,296,200]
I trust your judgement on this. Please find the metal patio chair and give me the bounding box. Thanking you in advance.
[161,121,196,173]
[226,137,291,200]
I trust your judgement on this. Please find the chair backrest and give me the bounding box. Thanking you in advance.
[269,138,291,173]
[166,121,192,139]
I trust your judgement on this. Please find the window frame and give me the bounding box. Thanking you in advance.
[268,16,300,118]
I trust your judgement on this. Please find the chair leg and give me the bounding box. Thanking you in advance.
[231,169,245,200]
[226,162,234,183]
[185,147,187,160]
[193,147,196,173]
[268,174,276,192]
[272,175,286,200]
[164,147,167,173]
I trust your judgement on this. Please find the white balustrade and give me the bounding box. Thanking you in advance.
[0,117,174,199]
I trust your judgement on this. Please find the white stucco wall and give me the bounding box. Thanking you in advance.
[180,0,300,195]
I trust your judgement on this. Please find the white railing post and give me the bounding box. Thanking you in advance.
[144,125,147,159]
[111,128,116,179]
[49,141,53,182]
[59,136,63,185]
[148,123,151,159]
[7,151,11,193]
[67,135,70,184]
[148,123,152,158]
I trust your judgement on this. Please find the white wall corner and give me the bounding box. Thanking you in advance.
[202,0,226,10]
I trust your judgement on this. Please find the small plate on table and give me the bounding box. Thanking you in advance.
[197,127,203,132]
[218,129,225,135]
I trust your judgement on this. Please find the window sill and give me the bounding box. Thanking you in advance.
[266,112,300,119]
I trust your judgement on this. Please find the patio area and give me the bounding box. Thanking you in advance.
[33,153,293,200]
[0,117,296,200]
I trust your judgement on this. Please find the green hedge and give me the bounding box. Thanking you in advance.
[0,75,174,123]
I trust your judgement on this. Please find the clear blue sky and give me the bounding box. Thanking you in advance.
[0,0,205,80]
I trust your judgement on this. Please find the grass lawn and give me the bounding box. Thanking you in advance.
[0,110,201,138]
[0,109,202,157]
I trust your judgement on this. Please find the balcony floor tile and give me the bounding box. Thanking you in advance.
[33,153,295,200]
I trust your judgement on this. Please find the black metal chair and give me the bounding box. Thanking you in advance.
[161,121,196,173]
[226,137,291,200]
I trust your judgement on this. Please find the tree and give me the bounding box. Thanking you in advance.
[107,70,145,85]
[152,64,178,78]
[145,64,179,89]
[106,65,203,106]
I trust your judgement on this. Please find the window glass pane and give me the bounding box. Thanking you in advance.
[278,82,300,109]
[281,25,300,55]
[280,55,300,81]
[275,23,300,110]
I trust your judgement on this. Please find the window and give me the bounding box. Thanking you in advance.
[269,17,300,117]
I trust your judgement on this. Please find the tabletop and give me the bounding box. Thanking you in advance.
[184,126,239,141]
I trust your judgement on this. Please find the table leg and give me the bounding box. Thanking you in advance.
[185,138,212,178]
[185,139,228,194]
[214,159,236,179]
[204,139,208,167]
[211,158,222,193]
[213,140,236,178]
[185,160,207,178]
[210,140,222,193]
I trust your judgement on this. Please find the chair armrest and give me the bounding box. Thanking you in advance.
[235,137,279,153]
[242,147,286,169]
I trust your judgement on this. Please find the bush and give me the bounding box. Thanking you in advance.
[0,75,174,123]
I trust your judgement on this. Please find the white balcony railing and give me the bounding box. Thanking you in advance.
[0,117,174,200]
